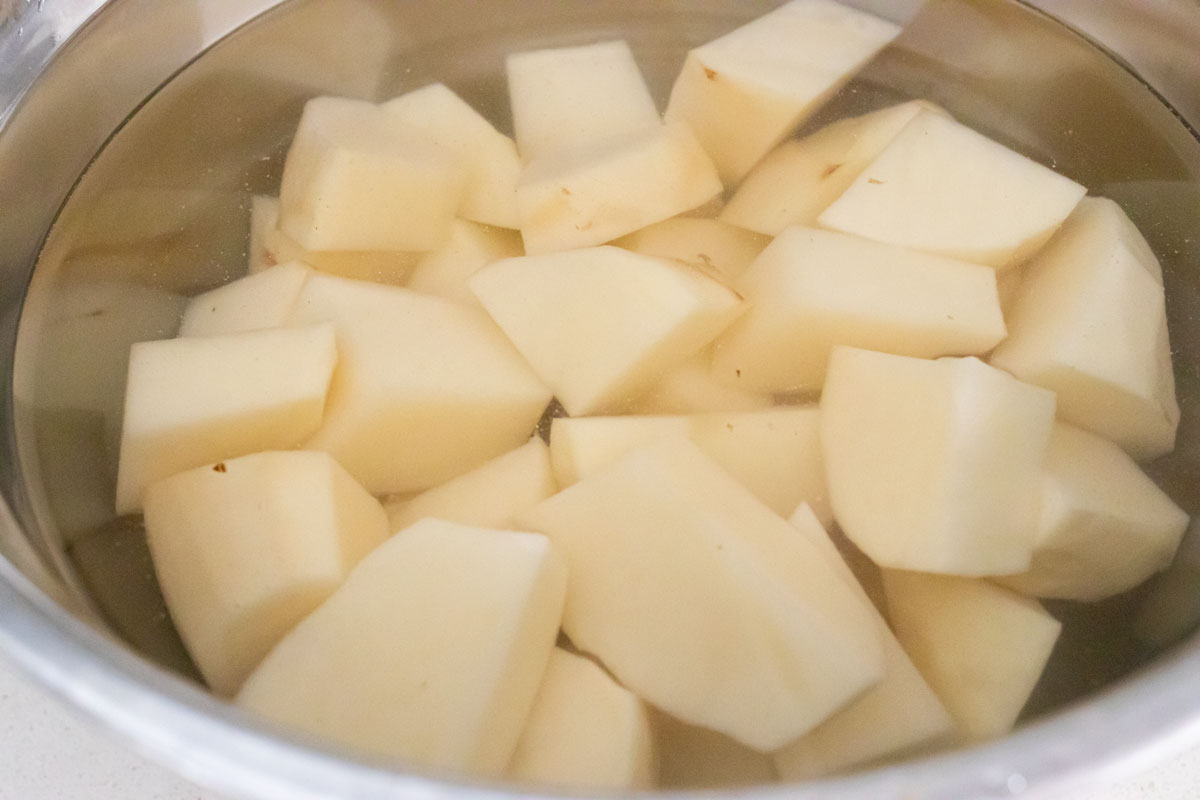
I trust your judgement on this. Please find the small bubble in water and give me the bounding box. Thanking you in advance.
[1006,774,1028,794]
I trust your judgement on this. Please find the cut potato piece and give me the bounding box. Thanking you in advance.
[143,450,388,695]
[278,96,467,252]
[248,194,279,273]
[508,648,655,790]
[774,505,952,780]
[548,415,692,489]
[821,347,1055,576]
[237,519,566,775]
[383,83,521,228]
[470,247,743,416]
[721,100,940,235]
[652,710,776,789]
[385,437,555,533]
[819,109,1086,269]
[406,219,523,308]
[517,123,723,255]
[989,197,1178,460]
[115,324,338,514]
[882,571,1061,741]
[180,262,311,337]
[287,273,552,494]
[506,40,661,164]
[630,351,773,415]
[996,423,1188,602]
[518,436,884,751]
[614,217,769,282]
[665,0,900,183]
[1135,519,1200,648]
[711,226,1006,393]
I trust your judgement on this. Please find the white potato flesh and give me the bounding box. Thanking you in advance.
[385,437,556,533]
[248,194,279,273]
[237,520,566,775]
[406,219,523,308]
[383,83,522,228]
[819,109,1086,269]
[286,273,551,495]
[997,423,1188,602]
[180,262,311,337]
[278,96,467,252]
[652,709,777,789]
[721,100,940,235]
[882,570,1061,741]
[821,347,1056,576]
[1135,519,1200,648]
[517,436,884,751]
[506,40,661,164]
[508,648,655,790]
[470,247,743,416]
[711,226,1007,393]
[665,0,900,183]
[630,351,773,415]
[989,197,1178,460]
[143,450,388,695]
[517,123,723,255]
[548,415,692,489]
[614,217,770,282]
[115,323,338,514]
[774,505,953,780]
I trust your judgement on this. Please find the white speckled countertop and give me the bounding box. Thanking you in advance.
[2,652,1197,800]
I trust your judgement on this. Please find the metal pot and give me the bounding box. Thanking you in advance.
[1,1,1199,798]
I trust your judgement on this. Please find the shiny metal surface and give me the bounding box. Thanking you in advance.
[0,1,1199,798]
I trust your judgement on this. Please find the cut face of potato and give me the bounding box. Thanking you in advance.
[614,217,770,282]
[518,436,884,751]
[711,226,1007,393]
[819,109,1086,269]
[882,570,1061,741]
[143,450,388,695]
[517,123,723,255]
[115,324,338,514]
[385,437,556,533]
[989,197,1178,460]
[821,347,1056,576]
[508,648,655,790]
[470,247,743,416]
[721,100,940,235]
[506,40,661,164]
[237,519,566,776]
[287,273,552,495]
[630,351,773,416]
[180,262,311,337]
[997,423,1188,602]
[406,219,523,308]
[383,83,521,229]
[651,709,776,789]
[665,0,900,183]
[278,96,467,252]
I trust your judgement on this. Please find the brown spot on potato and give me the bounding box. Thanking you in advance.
[703,66,718,80]
[212,462,227,473]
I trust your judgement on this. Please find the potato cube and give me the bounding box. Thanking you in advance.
[180,262,311,337]
[470,247,742,416]
[406,219,523,308]
[652,709,776,789]
[614,217,769,282]
[237,519,566,775]
[882,571,1061,741]
[712,227,1006,393]
[819,109,1086,269]
[665,0,900,183]
[509,648,655,790]
[821,347,1055,576]
[989,198,1178,459]
[115,324,337,514]
[518,437,884,751]
[630,351,773,415]
[144,451,387,695]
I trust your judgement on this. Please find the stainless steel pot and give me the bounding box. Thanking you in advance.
[2,1,1199,798]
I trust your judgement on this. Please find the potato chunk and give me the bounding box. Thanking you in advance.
[180,262,311,337]
[518,437,883,751]
[509,648,655,790]
[821,347,1055,576]
[115,324,337,514]
[711,226,1006,393]
[406,219,523,308]
[237,519,566,776]
[990,198,1178,459]
[630,351,773,415]
[882,571,1061,741]
[470,247,742,416]
[819,109,1086,269]
[144,451,387,695]
[615,217,769,282]
[997,424,1188,601]
[665,0,900,183]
